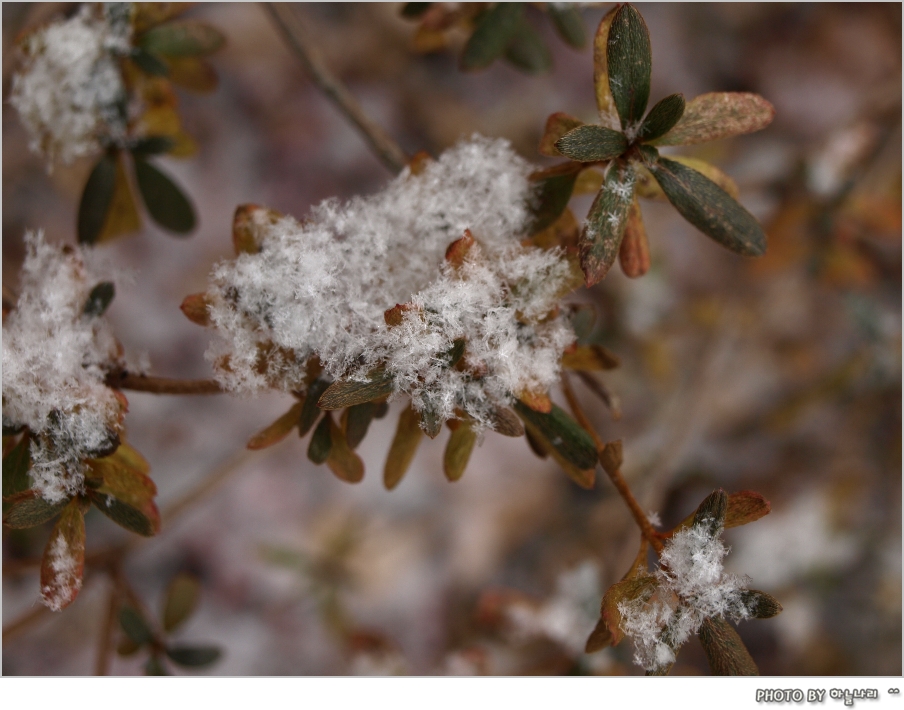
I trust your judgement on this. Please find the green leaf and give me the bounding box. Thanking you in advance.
[383,405,423,490]
[3,493,68,529]
[299,378,330,436]
[650,157,766,257]
[444,421,476,482]
[528,164,581,234]
[145,656,170,675]
[637,93,685,143]
[120,606,154,646]
[651,92,775,147]
[504,20,552,75]
[162,573,200,632]
[555,125,627,163]
[133,157,196,235]
[512,402,598,472]
[165,645,221,667]
[538,112,585,157]
[83,282,115,318]
[692,489,728,536]
[139,20,225,57]
[419,396,443,439]
[87,457,160,537]
[131,135,176,156]
[78,153,117,245]
[40,499,86,611]
[344,402,376,449]
[307,413,332,464]
[326,414,364,483]
[579,159,636,285]
[401,3,432,18]
[461,3,523,71]
[318,370,394,410]
[698,616,759,676]
[736,590,783,619]
[547,4,586,49]
[131,48,169,76]
[606,3,652,129]
[2,435,31,499]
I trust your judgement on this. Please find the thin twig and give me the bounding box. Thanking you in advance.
[106,371,223,395]
[2,600,51,641]
[561,372,664,554]
[94,576,120,676]
[264,3,408,175]
[161,448,256,525]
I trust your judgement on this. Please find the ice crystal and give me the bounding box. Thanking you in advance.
[617,518,751,672]
[205,136,576,431]
[9,4,132,168]
[2,232,125,503]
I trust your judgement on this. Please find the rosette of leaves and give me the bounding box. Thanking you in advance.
[77,4,226,244]
[2,283,160,612]
[117,573,222,674]
[585,486,782,675]
[402,2,586,74]
[182,206,615,492]
[530,3,775,285]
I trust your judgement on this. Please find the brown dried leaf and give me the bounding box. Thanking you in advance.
[163,56,218,93]
[445,229,476,268]
[592,6,619,124]
[539,112,585,157]
[444,420,476,482]
[600,575,657,646]
[651,92,775,147]
[233,204,283,255]
[180,292,212,327]
[487,407,524,438]
[246,401,303,450]
[319,370,394,410]
[87,457,160,537]
[40,498,86,611]
[326,415,364,484]
[561,344,621,371]
[599,439,623,475]
[618,198,651,278]
[698,616,759,675]
[97,152,141,243]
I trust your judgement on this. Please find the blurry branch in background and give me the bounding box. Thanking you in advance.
[265,2,409,175]
[105,370,224,395]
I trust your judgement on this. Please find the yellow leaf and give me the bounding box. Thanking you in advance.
[326,416,364,483]
[383,405,423,490]
[444,420,476,482]
[97,153,141,243]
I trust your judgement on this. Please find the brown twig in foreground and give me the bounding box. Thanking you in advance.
[265,3,409,175]
[561,372,664,554]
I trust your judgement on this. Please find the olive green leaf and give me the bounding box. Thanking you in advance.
[547,3,586,49]
[87,456,160,537]
[384,404,423,490]
[650,157,766,257]
[607,4,651,129]
[78,153,117,244]
[651,92,775,147]
[307,414,332,464]
[504,18,552,74]
[139,21,225,58]
[555,125,628,163]
[343,402,377,449]
[444,421,477,482]
[131,135,176,156]
[326,415,365,483]
[3,492,68,529]
[635,156,739,201]
[2,435,31,499]
[246,401,303,450]
[461,3,523,71]
[131,48,169,76]
[512,402,598,473]
[580,159,636,286]
[165,645,222,667]
[528,163,582,234]
[698,616,760,676]
[134,157,196,235]
[637,93,685,143]
[737,589,783,619]
[692,489,728,536]
[318,370,394,410]
[120,606,154,646]
[162,573,201,632]
[539,112,585,157]
[299,378,331,436]
[83,282,115,317]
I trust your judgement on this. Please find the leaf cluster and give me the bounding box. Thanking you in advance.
[117,573,221,674]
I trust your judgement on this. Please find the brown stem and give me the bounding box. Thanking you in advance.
[561,372,664,554]
[1,603,51,641]
[265,3,409,175]
[95,576,120,676]
[106,371,223,395]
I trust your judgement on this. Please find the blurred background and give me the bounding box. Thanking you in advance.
[2,3,901,675]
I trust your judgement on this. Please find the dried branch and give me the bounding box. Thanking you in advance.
[105,371,223,395]
[265,3,408,175]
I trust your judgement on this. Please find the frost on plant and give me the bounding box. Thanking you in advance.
[2,231,127,503]
[9,3,133,168]
[617,516,752,672]
[204,135,577,431]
